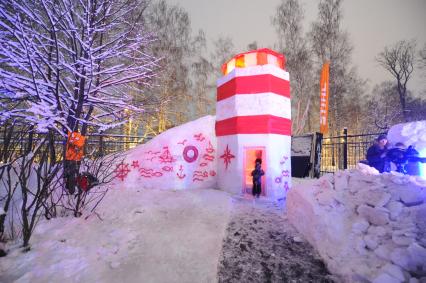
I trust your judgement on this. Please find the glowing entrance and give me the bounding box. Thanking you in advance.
[243,147,266,196]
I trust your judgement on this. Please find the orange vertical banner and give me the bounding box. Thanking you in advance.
[319,62,330,134]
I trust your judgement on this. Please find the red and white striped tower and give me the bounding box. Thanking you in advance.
[215,48,291,200]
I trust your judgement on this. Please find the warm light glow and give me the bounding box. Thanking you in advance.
[235,55,245,68]
[221,48,286,75]
[226,58,236,75]
[243,148,265,195]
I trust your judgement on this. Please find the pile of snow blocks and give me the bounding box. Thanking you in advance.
[287,164,426,282]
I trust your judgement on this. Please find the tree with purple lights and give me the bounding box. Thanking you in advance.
[0,0,158,136]
[0,0,159,247]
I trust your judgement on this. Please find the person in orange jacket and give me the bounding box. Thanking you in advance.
[64,131,85,194]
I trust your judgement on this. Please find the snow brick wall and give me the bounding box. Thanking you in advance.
[288,165,426,282]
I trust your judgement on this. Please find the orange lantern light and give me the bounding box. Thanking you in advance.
[221,48,286,75]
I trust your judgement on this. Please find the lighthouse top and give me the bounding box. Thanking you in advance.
[221,48,286,75]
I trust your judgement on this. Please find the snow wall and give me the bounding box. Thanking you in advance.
[288,165,426,282]
[113,115,218,190]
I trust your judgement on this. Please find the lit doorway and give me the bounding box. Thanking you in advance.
[243,147,266,196]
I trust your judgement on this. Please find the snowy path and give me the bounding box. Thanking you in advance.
[217,196,335,283]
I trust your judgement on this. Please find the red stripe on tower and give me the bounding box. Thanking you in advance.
[217,74,290,101]
[215,115,291,136]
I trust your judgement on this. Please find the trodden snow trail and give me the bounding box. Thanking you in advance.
[217,195,336,283]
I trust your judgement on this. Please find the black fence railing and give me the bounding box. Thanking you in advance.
[320,129,386,175]
[85,134,151,157]
[0,133,151,160]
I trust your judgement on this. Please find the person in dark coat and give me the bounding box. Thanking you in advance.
[366,134,389,173]
[251,159,265,198]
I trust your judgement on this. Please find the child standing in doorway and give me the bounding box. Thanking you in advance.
[251,158,265,198]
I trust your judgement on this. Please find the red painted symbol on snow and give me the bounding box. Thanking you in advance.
[162,166,173,172]
[206,141,215,154]
[159,147,176,163]
[145,157,156,162]
[139,168,163,178]
[193,170,208,182]
[203,154,215,162]
[284,181,290,192]
[209,170,216,177]
[194,133,205,142]
[114,163,130,181]
[281,170,290,177]
[176,165,186,179]
[183,145,199,163]
[145,150,160,155]
[193,170,208,178]
[275,177,282,184]
[177,139,187,146]
[131,160,139,168]
[280,156,289,165]
[139,168,153,178]
[220,145,235,170]
[200,162,208,167]
[153,172,163,177]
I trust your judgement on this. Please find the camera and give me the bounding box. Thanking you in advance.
[386,146,426,174]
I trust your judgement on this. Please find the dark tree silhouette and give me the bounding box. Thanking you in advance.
[376,40,417,122]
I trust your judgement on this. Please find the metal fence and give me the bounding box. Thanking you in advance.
[0,132,150,161]
[85,134,150,157]
[2,128,385,176]
[320,129,385,175]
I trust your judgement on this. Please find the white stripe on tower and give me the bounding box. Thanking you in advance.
[216,93,291,121]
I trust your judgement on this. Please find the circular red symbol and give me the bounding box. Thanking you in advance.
[183,146,199,163]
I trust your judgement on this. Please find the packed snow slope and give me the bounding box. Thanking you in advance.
[288,164,426,282]
[114,115,218,191]
[0,188,232,283]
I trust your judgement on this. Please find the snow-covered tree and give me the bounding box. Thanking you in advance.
[0,0,159,136]
[362,81,402,131]
[210,36,235,78]
[190,31,215,118]
[309,0,365,134]
[272,0,314,134]
[139,0,207,134]
[0,0,159,248]
[419,43,426,72]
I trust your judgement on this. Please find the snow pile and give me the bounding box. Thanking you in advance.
[287,165,426,282]
[113,115,218,191]
[388,120,426,150]
[0,188,232,282]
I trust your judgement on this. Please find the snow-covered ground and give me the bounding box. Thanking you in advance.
[0,188,232,283]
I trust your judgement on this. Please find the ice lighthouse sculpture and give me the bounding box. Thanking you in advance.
[215,48,292,200]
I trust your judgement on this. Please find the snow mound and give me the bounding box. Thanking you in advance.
[287,167,426,282]
[113,115,218,190]
[388,120,426,150]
